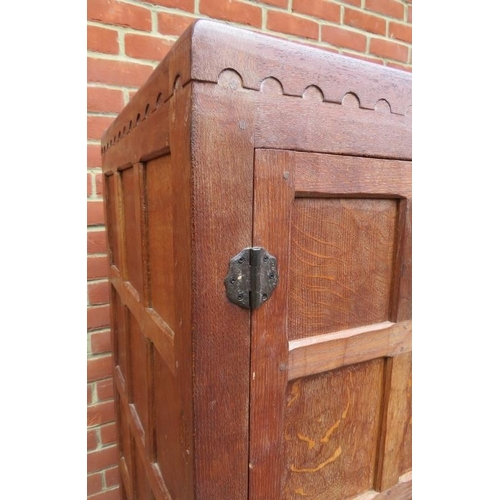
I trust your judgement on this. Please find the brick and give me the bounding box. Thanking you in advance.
[88,0,151,31]
[158,12,195,36]
[88,256,109,280]
[370,38,408,62]
[88,174,93,197]
[199,0,262,29]
[88,355,114,382]
[101,422,118,445]
[96,173,103,195]
[97,378,115,401]
[408,5,412,22]
[88,58,153,87]
[255,0,287,7]
[88,87,124,114]
[88,200,105,226]
[88,401,116,428]
[88,230,107,254]
[267,11,319,40]
[293,0,341,24]
[87,445,119,473]
[88,115,115,141]
[88,384,93,404]
[322,26,367,52]
[87,25,119,55]
[124,33,174,62]
[88,487,121,500]
[88,144,102,168]
[88,429,99,451]
[389,21,411,43]
[366,0,404,20]
[91,329,112,354]
[87,304,111,331]
[344,8,386,35]
[87,472,103,496]
[104,467,120,488]
[339,0,361,6]
[147,0,194,12]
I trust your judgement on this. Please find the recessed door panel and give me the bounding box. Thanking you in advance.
[249,150,412,500]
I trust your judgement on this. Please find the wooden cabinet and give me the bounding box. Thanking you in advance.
[101,20,412,500]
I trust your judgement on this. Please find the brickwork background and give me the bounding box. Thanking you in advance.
[87,1,412,497]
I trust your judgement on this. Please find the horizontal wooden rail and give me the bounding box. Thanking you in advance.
[288,320,411,381]
[110,265,176,376]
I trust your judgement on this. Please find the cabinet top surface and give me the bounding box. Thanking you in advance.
[101,19,411,151]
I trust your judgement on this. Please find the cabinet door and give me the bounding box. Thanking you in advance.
[249,149,412,500]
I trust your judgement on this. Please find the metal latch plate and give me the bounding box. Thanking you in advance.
[224,247,278,310]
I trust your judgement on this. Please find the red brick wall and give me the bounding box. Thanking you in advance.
[87,1,412,497]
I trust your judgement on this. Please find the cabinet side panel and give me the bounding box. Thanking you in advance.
[191,80,256,500]
[146,155,176,328]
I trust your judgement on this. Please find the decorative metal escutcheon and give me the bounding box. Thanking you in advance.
[224,247,278,310]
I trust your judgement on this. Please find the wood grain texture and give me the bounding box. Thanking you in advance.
[114,365,173,500]
[289,197,398,339]
[376,353,412,491]
[109,265,175,375]
[294,153,411,198]
[101,20,412,500]
[283,359,385,500]
[288,320,412,381]
[353,479,412,500]
[145,155,176,328]
[390,199,412,323]
[167,82,195,500]
[190,77,255,500]
[249,149,296,499]
[256,92,411,159]
[128,309,149,437]
[121,166,144,299]
[189,21,411,114]
[103,20,411,162]
[104,173,120,268]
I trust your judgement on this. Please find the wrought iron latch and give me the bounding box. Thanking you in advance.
[224,247,278,310]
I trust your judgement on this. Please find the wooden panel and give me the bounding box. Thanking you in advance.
[288,320,411,381]
[104,173,120,268]
[289,197,398,340]
[154,346,189,500]
[134,440,153,500]
[119,397,134,492]
[121,166,144,297]
[189,20,411,115]
[190,77,255,499]
[128,310,149,435]
[256,94,411,159]
[145,155,176,328]
[168,83,195,500]
[110,265,175,375]
[391,199,412,323]
[294,154,411,198]
[353,478,412,500]
[249,149,295,499]
[282,359,385,500]
[377,353,412,490]
[111,286,129,390]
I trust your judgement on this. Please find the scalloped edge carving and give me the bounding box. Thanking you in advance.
[103,70,409,154]
[260,77,284,94]
[217,69,244,90]
[101,69,190,154]
[302,85,324,102]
